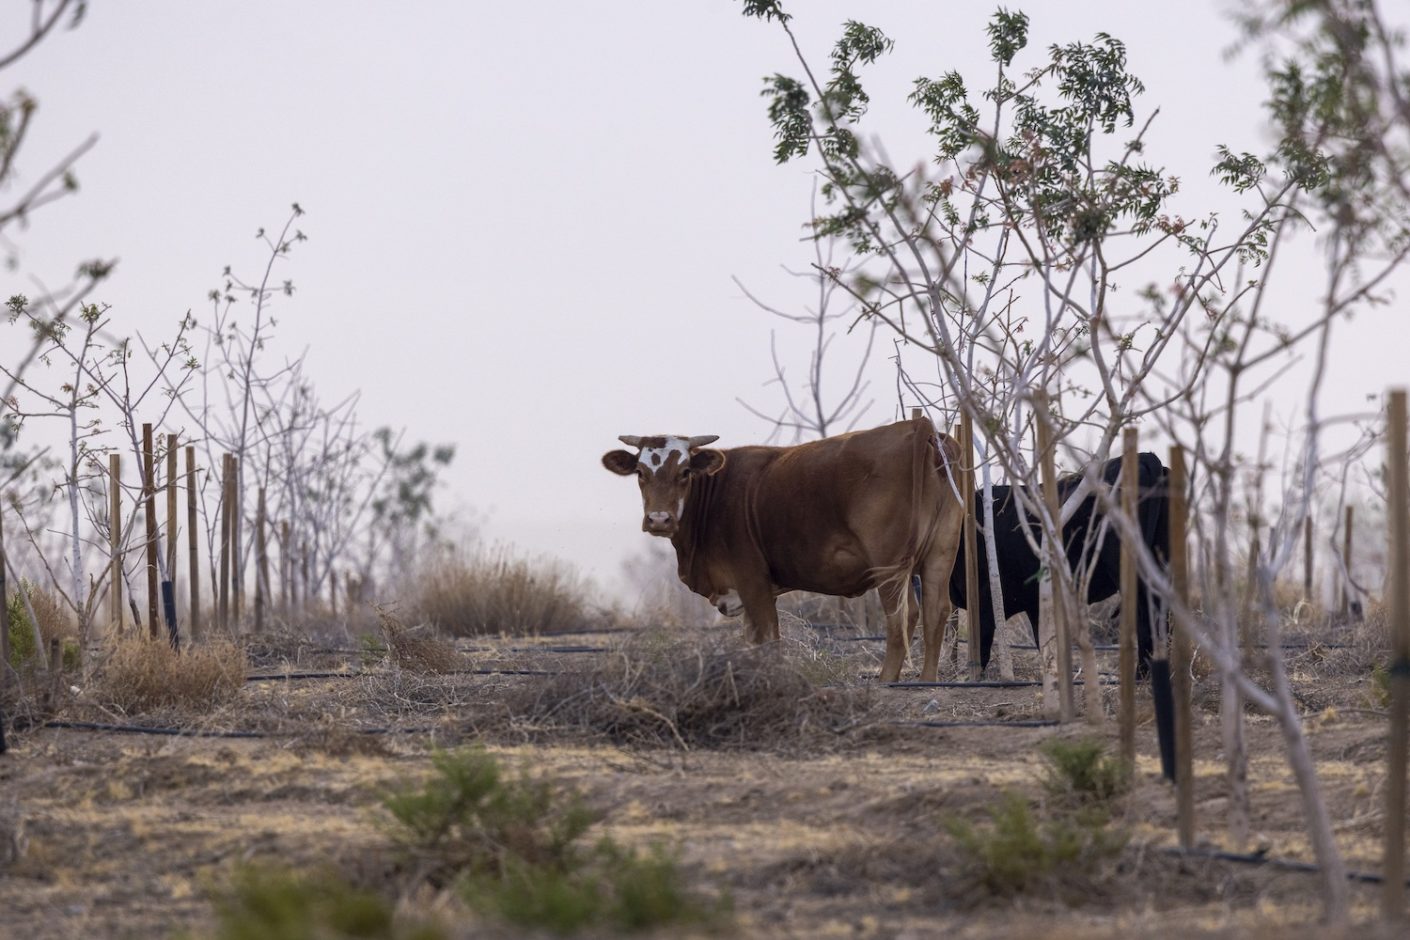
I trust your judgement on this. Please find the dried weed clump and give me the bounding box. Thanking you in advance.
[91,637,246,715]
[417,546,596,636]
[514,630,870,750]
[375,607,462,674]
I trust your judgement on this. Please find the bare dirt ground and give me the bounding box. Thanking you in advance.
[0,618,1405,938]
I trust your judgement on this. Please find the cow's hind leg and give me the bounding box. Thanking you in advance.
[900,577,921,650]
[919,552,956,683]
[877,578,912,683]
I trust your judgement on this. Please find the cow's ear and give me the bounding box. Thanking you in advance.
[602,450,638,476]
[690,449,726,476]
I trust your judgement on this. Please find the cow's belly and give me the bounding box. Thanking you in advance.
[764,538,874,597]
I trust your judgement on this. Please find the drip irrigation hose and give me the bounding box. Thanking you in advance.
[1161,845,1409,887]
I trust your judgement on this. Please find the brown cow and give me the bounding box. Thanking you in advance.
[601,416,964,681]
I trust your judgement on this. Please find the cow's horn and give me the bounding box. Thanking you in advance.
[617,435,643,448]
[687,435,719,448]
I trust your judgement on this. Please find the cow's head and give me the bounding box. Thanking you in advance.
[602,434,726,537]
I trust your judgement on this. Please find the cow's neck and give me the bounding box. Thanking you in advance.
[671,469,718,590]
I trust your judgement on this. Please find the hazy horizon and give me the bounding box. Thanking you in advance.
[6,1,1406,606]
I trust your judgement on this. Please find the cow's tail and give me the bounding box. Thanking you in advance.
[917,423,962,563]
[870,417,957,624]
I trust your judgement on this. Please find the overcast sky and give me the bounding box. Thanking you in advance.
[7,2,1405,603]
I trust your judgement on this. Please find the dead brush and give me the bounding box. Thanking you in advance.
[91,636,246,716]
[512,629,872,750]
[416,546,596,636]
[374,606,462,674]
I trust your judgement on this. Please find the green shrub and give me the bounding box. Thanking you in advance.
[358,632,387,668]
[211,864,443,940]
[599,840,725,932]
[1371,661,1392,708]
[383,748,727,934]
[6,592,37,669]
[6,582,79,672]
[462,860,605,934]
[382,747,596,883]
[60,638,81,672]
[945,792,1127,899]
[1039,736,1130,802]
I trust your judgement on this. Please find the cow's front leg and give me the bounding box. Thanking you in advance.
[878,577,911,682]
[738,584,780,644]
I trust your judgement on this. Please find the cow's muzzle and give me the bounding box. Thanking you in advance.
[642,511,675,536]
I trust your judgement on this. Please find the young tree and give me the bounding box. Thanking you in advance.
[739,0,1410,919]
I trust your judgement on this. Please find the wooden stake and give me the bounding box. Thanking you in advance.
[281,520,291,613]
[109,453,122,633]
[1383,388,1409,921]
[186,446,200,641]
[218,454,231,633]
[961,412,981,681]
[1170,445,1195,849]
[1035,392,1073,722]
[1342,505,1354,620]
[0,495,9,683]
[165,434,178,584]
[255,487,268,634]
[1304,514,1314,602]
[1119,426,1139,765]
[231,456,242,623]
[143,423,159,639]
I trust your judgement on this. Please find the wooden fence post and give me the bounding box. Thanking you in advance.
[1035,391,1073,721]
[218,454,231,633]
[1304,515,1314,602]
[165,435,178,586]
[1119,426,1139,765]
[109,453,122,633]
[230,456,242,623]
[186,446,200,641]
[0,495,9,684]
[143,423,159,639]
[1170,444,1195,848]
[960,412,981,681]
[1342,505,1354,620]
[1383,388,1408,921]
[255,488,267,634]
[280,520,291,613]
[162,433,180,648]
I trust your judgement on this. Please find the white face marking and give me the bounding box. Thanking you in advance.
[638,437,691,476]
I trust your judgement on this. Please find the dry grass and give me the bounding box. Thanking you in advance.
[375,606,462,674]
[90,636,246,716]
[22,583,77,647]
[511,629,871,750]
[417,547,596,636]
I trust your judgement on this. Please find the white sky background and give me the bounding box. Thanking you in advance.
[5,1,1406,605]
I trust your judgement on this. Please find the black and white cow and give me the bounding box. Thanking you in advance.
[948,452,1170,676]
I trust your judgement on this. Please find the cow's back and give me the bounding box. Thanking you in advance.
[747,421,940,595]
